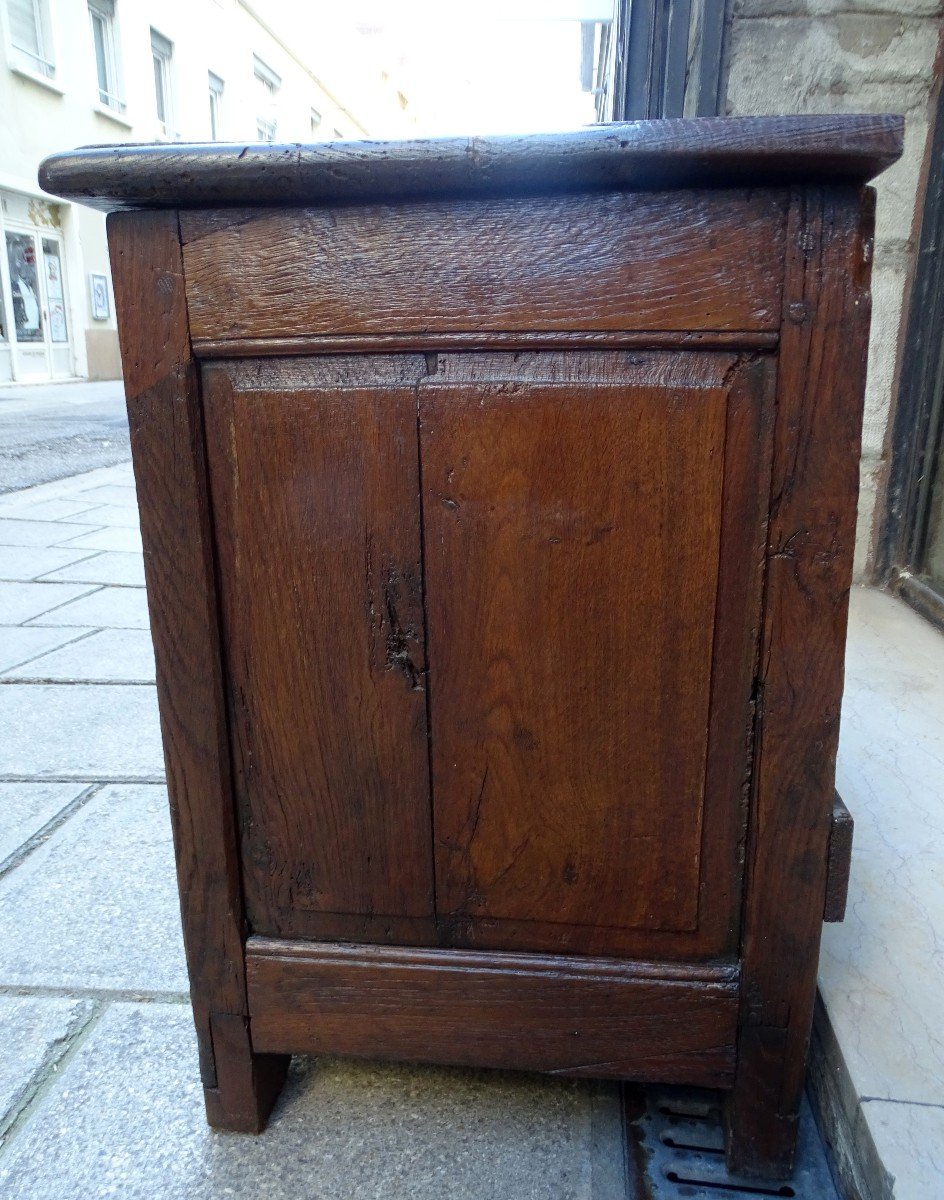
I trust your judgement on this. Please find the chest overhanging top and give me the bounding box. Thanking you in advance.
[39,115,903,213]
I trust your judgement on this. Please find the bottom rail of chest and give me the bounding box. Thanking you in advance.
[244,937,739,1088]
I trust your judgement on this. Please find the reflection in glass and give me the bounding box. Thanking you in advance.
[5,233,43,342]
[920,430,944,593]
[42,238,68,343]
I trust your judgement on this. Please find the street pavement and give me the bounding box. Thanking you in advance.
[0,459,629,1199]
[0,380,129,493]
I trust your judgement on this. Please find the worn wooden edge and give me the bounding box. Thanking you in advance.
[192,331,781,359]
[107,208,290,1129]
[246,938,740,1086]
[40,116,903,212]
[824,792,854,923]
[248,937,741,983]
[724,185,875,1179]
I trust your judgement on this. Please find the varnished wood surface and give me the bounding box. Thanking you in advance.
[202,357,435,940]
[725,187,875,1178]
[179,190,787,341]
[107,211,288,1129]
[421,352,772,960]
[40,115,903,212]
[246,938,740,1086]
[422,354,727,947]
[192,330,781,359]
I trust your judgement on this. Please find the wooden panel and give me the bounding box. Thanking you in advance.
[180,189,787,342]
[106,210,288,1129]
[246,938,740,1086]
[40,116,904,213]
[420,350,772,954]
[725,187,875,1178]
[201,356,435,939]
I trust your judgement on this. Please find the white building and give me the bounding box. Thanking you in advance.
[0,0,415,384]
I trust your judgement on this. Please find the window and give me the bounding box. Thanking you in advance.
[310,107,321,136]
[88,0,123,113]
[7,0,54,79]
[882,80,944,629]
[150,28,173,136]
[253,55,280,141]
[208,70,224,140]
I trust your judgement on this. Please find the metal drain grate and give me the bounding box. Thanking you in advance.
[624,1085,840,1200]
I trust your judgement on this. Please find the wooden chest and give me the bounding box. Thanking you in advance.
[41,115,902,1180]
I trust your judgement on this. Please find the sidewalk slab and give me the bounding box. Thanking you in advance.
[0,781,87,865]
[55,527,143,554]
[0,581,99,625]
[0,547,97,582]
[4,628,155,683]
[0,996,95,1134]
[0,784,187,994]
[55,503,139,529]
[38,551,146,587]
[27,586,150,630]
[0,499,105,522]
[810,587,944,1199]
[0,519,90,548]
[69,484,138,504]
[0,1003,619,1200]
[0,684,163,778]
[0,626,92,673]
[864,1101,944,1200]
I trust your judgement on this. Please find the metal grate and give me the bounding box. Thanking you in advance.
[624,1086,840,1200]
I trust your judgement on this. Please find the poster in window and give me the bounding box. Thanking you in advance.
[90,273,110,321]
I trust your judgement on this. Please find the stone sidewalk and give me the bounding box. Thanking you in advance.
[0,460,629,1199]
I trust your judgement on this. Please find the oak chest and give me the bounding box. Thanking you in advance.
[41,115,903,1180]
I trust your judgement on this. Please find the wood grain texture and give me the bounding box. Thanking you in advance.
[725,187,875,1178]
[419,351,773,956]
[192,330,782,359]
[179,190,787,342]
[106,210,288,1130]
[201,356,435,940]
[824,792,854,923]
[39,115,903,213]
[246,938,740,1086]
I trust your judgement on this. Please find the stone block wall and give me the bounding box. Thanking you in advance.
[723,0,943,577]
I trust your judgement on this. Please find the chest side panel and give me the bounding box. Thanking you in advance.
[202,356,435,943]
[180,189,787,345]
[421,350,775,957]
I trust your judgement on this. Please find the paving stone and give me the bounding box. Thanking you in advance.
[69,484,139,504]
[0,581,99,625]
[0,626,92,673]
[0,781,86,865]
[863,1100,944,1200]
[37,551,146,588]
[27,585,150,630]
[55,503,140,529]
[5,628,156,683]
[0,785,186,993]
[0,498,105,522]
[0,996,95,1132]
[0,684,164,778]
[56,526,143,554]
[0,1003,620,1200]
[0,546,97,583]
[0,518,84,548]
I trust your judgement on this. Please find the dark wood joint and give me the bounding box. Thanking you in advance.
[824,792,854,923]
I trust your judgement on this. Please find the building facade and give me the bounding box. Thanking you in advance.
[0,0,413,385]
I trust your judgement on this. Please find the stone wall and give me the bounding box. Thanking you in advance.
[723,0,943,577]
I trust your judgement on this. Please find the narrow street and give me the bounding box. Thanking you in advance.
[0,381,129,492]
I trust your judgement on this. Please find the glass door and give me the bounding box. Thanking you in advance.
[3,229,72,381]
